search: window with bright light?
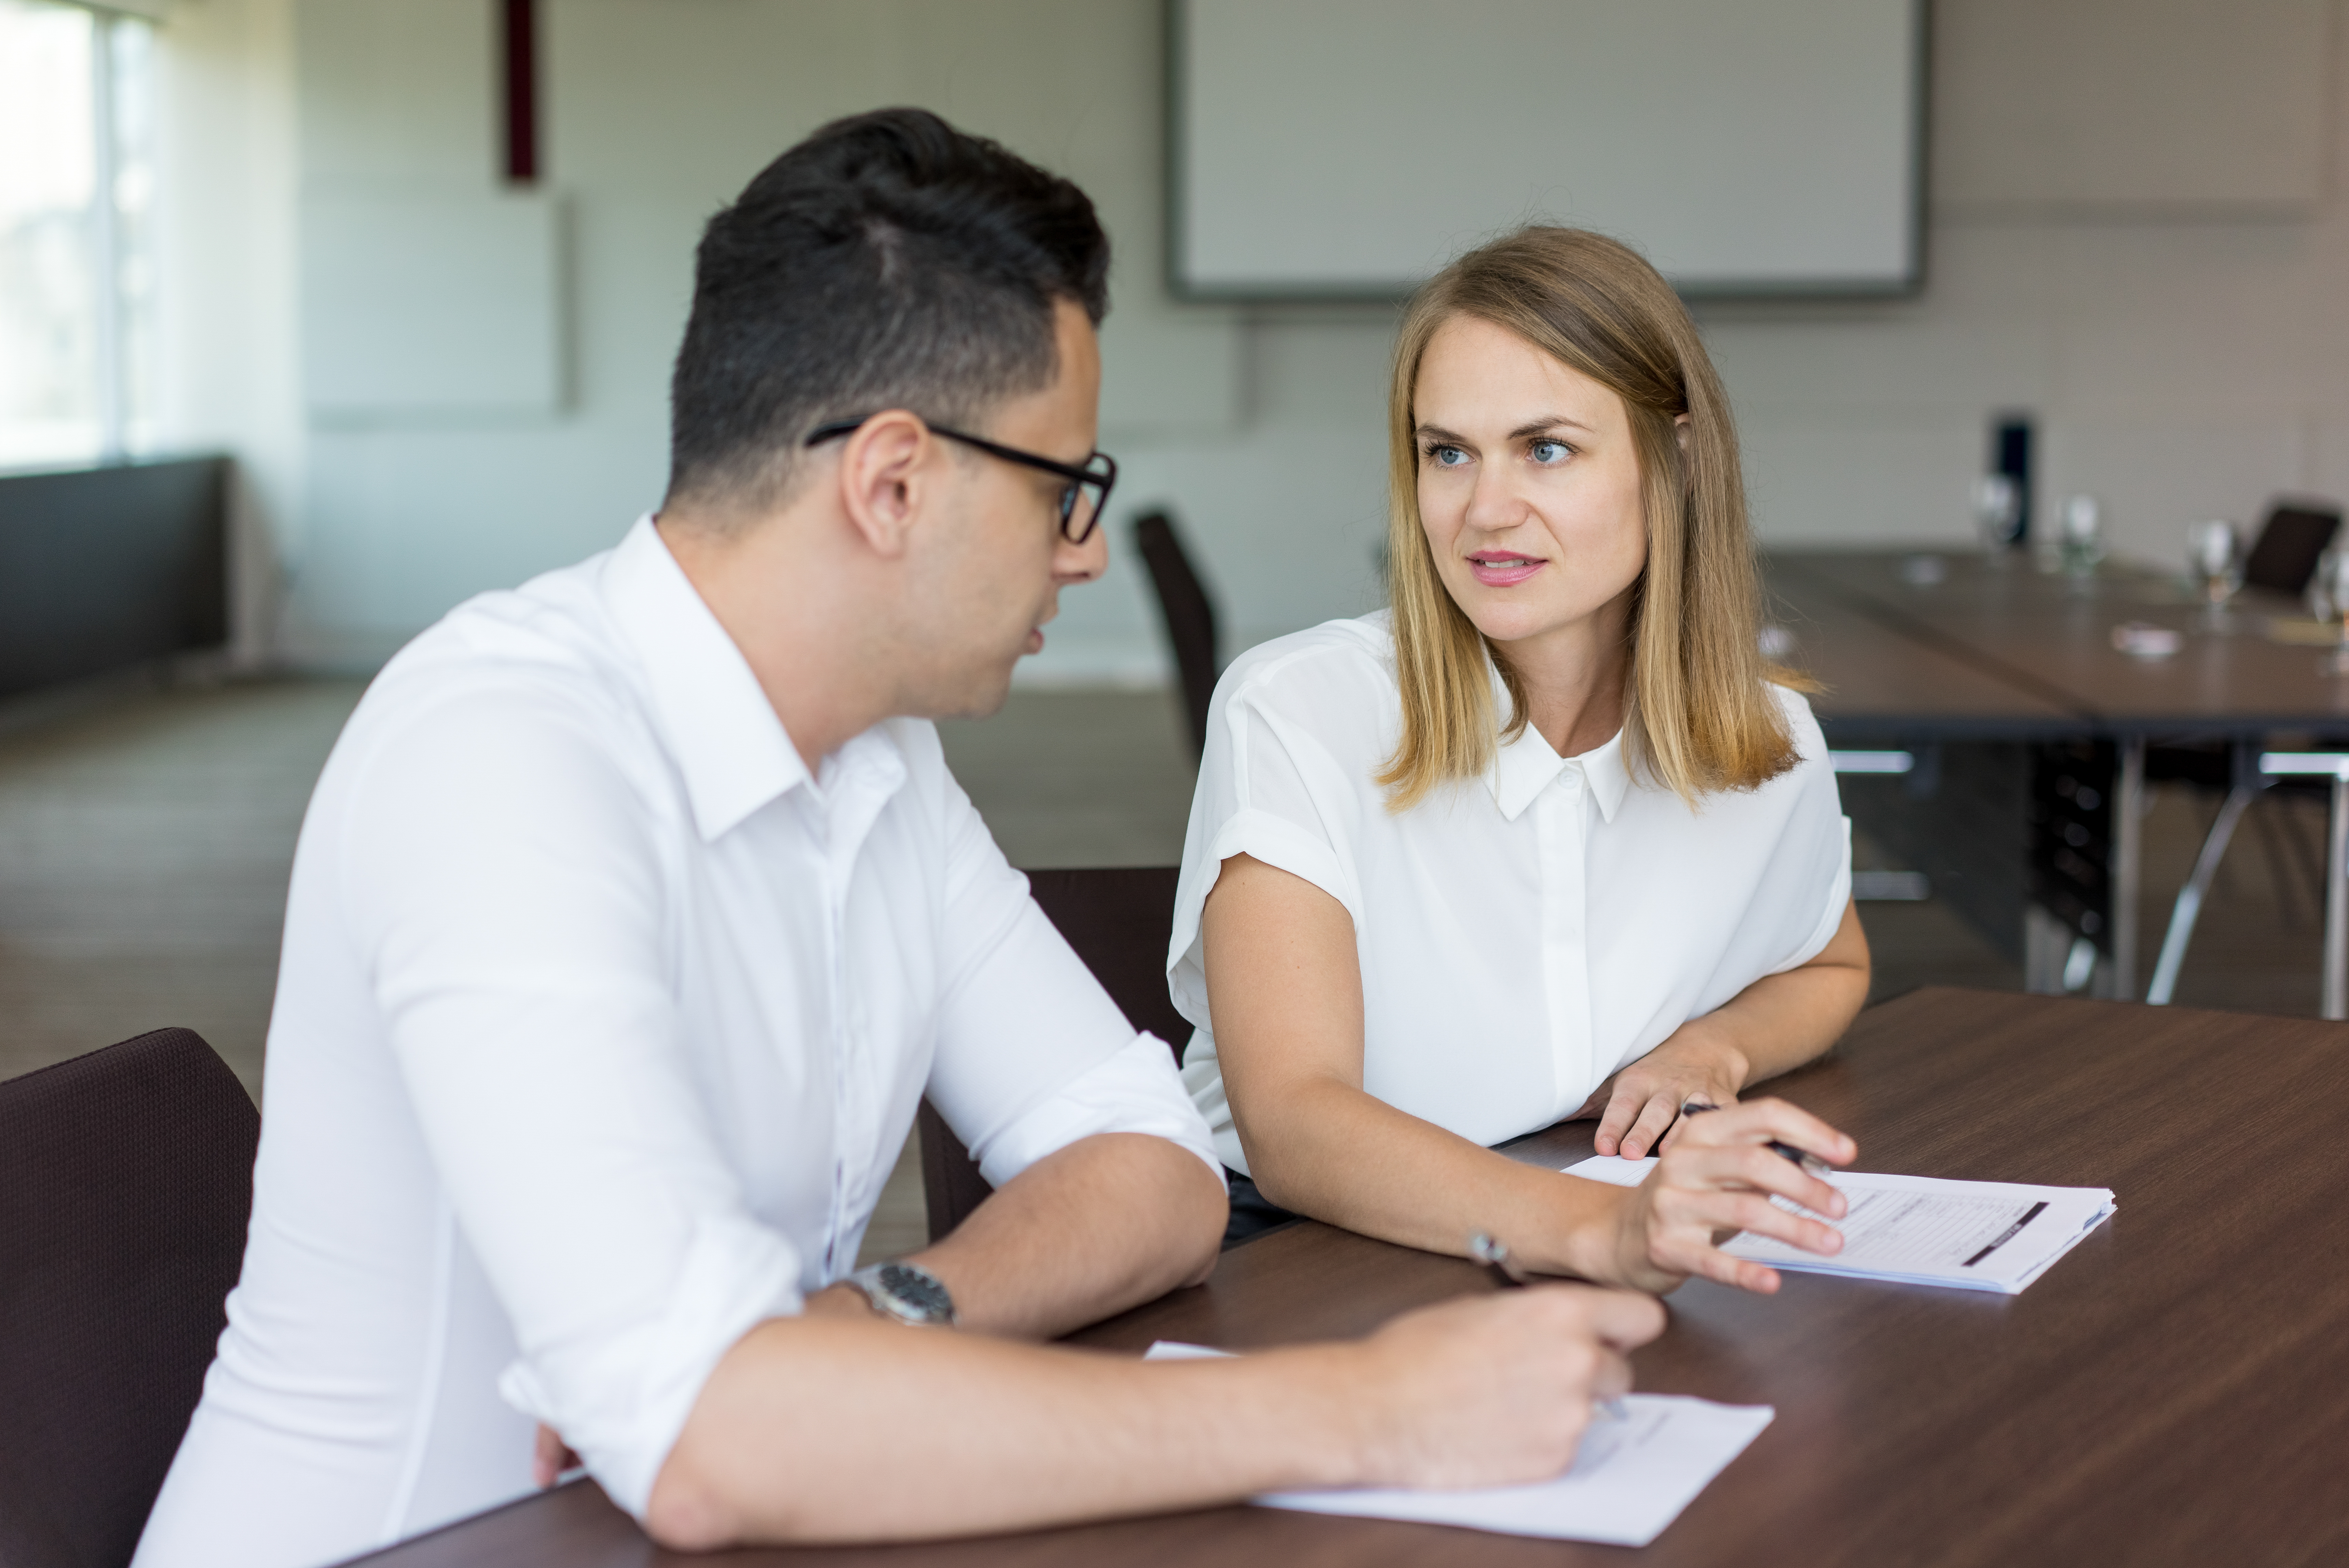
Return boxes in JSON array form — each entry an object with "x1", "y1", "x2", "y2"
[{"x1": 0, "y1": 0, "x2": 158, "y2": 471}]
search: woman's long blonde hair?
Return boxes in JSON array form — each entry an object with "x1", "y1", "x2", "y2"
[{"x1": 1377, "y1": 226, "x2": 1807, "y2": 812}]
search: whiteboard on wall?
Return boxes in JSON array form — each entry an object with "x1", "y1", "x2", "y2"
[{"x1": 1170, "y1": 0, "x2": 1924, "y2": 300}]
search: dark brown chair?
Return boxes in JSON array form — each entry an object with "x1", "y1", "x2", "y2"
[
  {"x1": 2243, "y1": 499, "x2": 2341, "y2": 595},
  {"x1": 919, "y1": 867, "x2": 1186, "y2": 1242},
  {"x1": 0, "y1": 1029, "x2": 259, "y2": 1568},
  {"x1": 1132, "y1": 511, "x2": 1222, "y2": 759}
]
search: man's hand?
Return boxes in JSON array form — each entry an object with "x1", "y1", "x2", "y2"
[
  {"x1": 1603, "y1": 1098, "x2": 1856, "y2": 1295},
  {"x1": 1583, "y1": 1028, "x2": 1749, "y2": 1159},
  {"x1": 1348, "y1": 1286, "x2": 1665, "y2": 1489}
]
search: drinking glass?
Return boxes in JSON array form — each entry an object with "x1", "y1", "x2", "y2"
[
  {"x1": 2186, "y1": 519, "x2": 2243, "y2": 605},
  {"x1": 1973, "y1": 475, "x2": 2020, "y2": 561},
  {"x1": 2059, "y1": 494, "x2": 2104, "y2": 575}
]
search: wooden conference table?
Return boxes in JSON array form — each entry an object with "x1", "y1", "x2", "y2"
[
  {"x1": 1770, "y1": 547, "x2": 2349, "y2": 739},
  {"x1": 1764, "y1": 548, "x2": 2349, "y2": 1001},
  {"x1": 349, "y1": 988, "x2": 2349, "y2": 1568}
]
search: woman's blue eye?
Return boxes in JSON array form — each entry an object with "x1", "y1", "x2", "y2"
[
  {"x1": 1426, "y1": 444, "x2": 1469, "y2": 467},
  {"x1": 1530, "y1": 439, "x2": 1569, "y2": 464}
]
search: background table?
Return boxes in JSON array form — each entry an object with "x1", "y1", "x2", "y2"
[
  {"x1": 1766, "y1": 549, "x2": 2349, "y2": 1001},
  {"x1": 349, "y1": 988, "x2": 2349, "y2": 1568},
  {"x1": 1775, "y1": 550, "x2": 2349, "y2": 736}
]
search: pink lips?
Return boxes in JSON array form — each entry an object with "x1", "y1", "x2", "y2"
[{"x1": 1468, "y1": 553, "x2": 1546, "y2": 587}]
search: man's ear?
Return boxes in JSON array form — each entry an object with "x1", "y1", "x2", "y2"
[{"x1": 835, "y1": 411, "x2": 933, "y2": 559}]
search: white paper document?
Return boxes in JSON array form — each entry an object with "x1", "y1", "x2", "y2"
[
  {"x1": 1561, "y1": 1154, "x2": 2116, "y2": 1294},
  {"x1": 1144, "y1": 1341, "x2": 1770, "y2": 1545}
]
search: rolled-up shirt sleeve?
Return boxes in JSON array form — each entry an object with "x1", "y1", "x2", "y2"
[
  {"x1": 337, "y1": 686, "x2": 800, "y2": 1518},
  {"x1": 920, "y1": 762, "x2": 1219, "y2": 1189}
]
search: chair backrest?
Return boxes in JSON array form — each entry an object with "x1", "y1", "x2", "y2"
[
  {"x1": 0, "y1": 1029, "x2": 258, "y2": 1568},
  {"x1": 1131, "y1": 512, "x2": 1220, "y2": 759},
  {"x1": 919, "y1": 867, "x2": 1186, "y2": 1242},
  {"x1": 2245, "y1": 501, "x2": 2342, "y2": 594}
]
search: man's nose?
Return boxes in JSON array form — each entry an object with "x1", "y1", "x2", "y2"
[{"x1": 1056, "y1": 521, "x2": 1109, "y2": 584}]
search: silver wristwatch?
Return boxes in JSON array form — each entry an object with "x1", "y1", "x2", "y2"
[{"x1": 844, "y1": 1261, "x2": 958, "y2": 1327}]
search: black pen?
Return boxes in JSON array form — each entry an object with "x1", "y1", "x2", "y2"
[
  {"x1": 1678, "y1": 1099, "x2": 1833, "y2": 1178},
  {"x1": 1467, "y1": 1233, "x2": 1624, "y2": 1421}
]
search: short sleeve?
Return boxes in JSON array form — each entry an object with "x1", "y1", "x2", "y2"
[
  {"x1": 1166, "y1": 634, "x2": 1388, "y2": 1034},
  {"x1": 336, "y1": 684, "x2": 802, "y2": 1519}
]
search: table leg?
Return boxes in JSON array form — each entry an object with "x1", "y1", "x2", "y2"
[
  {"x1": 2146, "y1": 785, "x2": 2254, "y2": 1005},
  {"x1": 2327, "y1": 776, "x2": 2348, "y2": 1021},
  {"x1": 2023, "y1": 904, "x2": 2067, "y2": 993},
  {"x1": 2108, "y1": 738, "x2": 2145, "y2": 1000}
]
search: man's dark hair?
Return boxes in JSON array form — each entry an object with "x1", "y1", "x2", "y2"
[{"x1": 664, "y1": 107, "x2": 1110, "y2": 514}]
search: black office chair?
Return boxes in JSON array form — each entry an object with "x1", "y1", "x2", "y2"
[
  {"x1": 2243, "y1": 499, "x2": 2341, "y2": 595},
  {"x1": 1132, "y1": 511, "x2": 1222, "y2": 759},
  {"x1": 918, "y1": 866, "x2": 1186, "y2": 1242},
  {"x1": 0, "y1": 1028, "x2": 259, "y2": 1568}
]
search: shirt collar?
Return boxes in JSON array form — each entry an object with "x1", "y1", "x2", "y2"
[
  {"x1": 1480, "y1": 661, "x2": 1631, "y2": 826},
  {"x1": 599, "y1": 515, "x2": 817, "y2": 842}
]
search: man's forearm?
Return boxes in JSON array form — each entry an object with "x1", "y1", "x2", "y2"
[
  {"x1": 908, "y1": 1132, "x2": 1226, "y2": 1339},
  {"x1": 647, "y1": 1279, "x2": 1666, "y2": 1551},
  {"x1": 648, "y1": 1317, "x2": 1362, "y2": 1548}
]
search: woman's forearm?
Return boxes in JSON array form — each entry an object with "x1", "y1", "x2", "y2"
[
  {"x1": 1686, "y1": 900, "x2": 1871, "y2": 1087},
  {"x1": 1590, "y1": 900, "x2": 1869, "y2": 1157},
  {"x1": 1679, "y1": 965, "x2": 1865, "y2": 1087},
  {"x1": 1238, "y1": 1075, "x2": 1628, "y2": 1280}
]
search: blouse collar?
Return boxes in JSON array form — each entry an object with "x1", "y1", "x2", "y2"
[{"x1": 1481, "y1": 660, "x2": 1631, "y2": 824}]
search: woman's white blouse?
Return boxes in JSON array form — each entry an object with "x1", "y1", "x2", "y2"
[{"x1": 1171, "y1": 611, "x2": 1851, "y2": 1177}]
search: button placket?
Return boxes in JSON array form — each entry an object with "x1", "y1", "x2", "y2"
[
  {"x1": 815, "y1": 755, "x2": 904, "y2": 1279},
  {"x1": 791, "y1": 786, "x2": 855, "y2": 1280},
  {"x1": 1539, "y1": 769, "x2": 1594, "y2": 1121}
]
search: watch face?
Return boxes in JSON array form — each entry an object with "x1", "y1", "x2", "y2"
[{"x1": 877, "y1": 1264, "x2": 954, "y2": 1321}]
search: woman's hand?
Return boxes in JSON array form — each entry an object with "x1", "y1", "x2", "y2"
[
  {"x1": 1582, "y1": 1027, "x2": 1750, "y2": 1159},
  {"x1": 1600, "y1": 1097, "x2": 1856, "y2": 1295}
]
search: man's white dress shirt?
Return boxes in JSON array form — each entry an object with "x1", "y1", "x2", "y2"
[
  {"x1": 1172, "y1": 612, "x2": 1850, "y2": 1177},
  {"x1": 134, "y1": 518, "x2": 1216, "y2": 1568}
]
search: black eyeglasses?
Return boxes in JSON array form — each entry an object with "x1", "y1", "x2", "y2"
[{"x1": 804, "y1": 415, "x2": 1118, "y2": 545}]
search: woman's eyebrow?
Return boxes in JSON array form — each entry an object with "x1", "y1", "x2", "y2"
[
  {"x1": 1417, "y1": 416, "x2": 1598, "y2": 444},
  {"x1": 1510, "y1": 415, "x2": 1596, "y2": 440}
]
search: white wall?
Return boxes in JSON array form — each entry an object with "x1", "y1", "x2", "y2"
[
  {"x1": 1716, "y1": 0, "x2": 2349, "y2": 571},
  {"x1": 151, "y1": 0, "x2": 300, "y2": 668},
  {"x1": 162, "y1": 0, "x2": 2349, "y2": 679}
]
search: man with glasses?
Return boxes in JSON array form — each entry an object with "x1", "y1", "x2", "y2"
[
  {"x1": 135, "y1": 110, "x2": 1659, "y2": 1568},
  {"x1": 802, "y1": 416, "x2": 1117, "y2": 542}
]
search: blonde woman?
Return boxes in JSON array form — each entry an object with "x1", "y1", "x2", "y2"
[{"x1": 1170, "y1": 228, "x2": 1870, "y2": 1293}]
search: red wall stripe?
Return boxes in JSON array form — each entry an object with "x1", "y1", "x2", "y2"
[{"x1": 501, "y1": 0, "x2": 538, "y2": 184}]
